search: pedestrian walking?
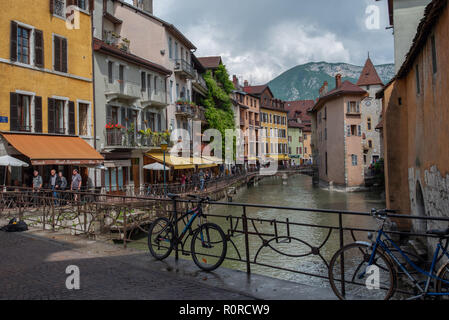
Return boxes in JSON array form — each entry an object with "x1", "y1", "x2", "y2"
[
  {"x1": 58, "y1": 171, "x2": 67, "y2": 205},
  {"x1": 32, "y1": 170, "x2": 42, "y2": 206},
  {"x1": 71, "y1": 169, "x2": 82, "y2": 202},
  {"x1": 192, "y1": 171, "x2": 199, "y2": 193},
  {"x1": 199, "y1": 170, "x2": 205, "y2": 191},
  {"x1": 180, "y1": 173, "x2": 186, "y2": 193},
  {"x1": 49, "y1": 169, "x2": 61, "y2": 205}
]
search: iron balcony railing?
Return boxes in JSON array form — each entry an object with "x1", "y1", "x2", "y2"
[
  {"x1": 104, "y1": 129, "x2": 173, "y2": 149},
  {"x1": 174, "y1": 59, "x2": 194, "y2": 78}
]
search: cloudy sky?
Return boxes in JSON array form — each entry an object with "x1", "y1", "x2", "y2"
[{"x1": 152, "y1": 0, "x2": 394, "y2": 85}]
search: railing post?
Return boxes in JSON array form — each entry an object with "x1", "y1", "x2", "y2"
[
  {"x1": 338, "y1": 212, "x2": 346, "y2": 296},
  {"x1": 123, "y1": 206, "x2": 127, "y2": 249},
  {"x1": 242, "y1": 206, "x2": 251, "y2": 274},
  {"x1": 174, "y1": 198, "x2": 179, "y2": 261}
]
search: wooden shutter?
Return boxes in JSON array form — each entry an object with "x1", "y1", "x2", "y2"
[
  {"x1": 347, "y1": 102, "x2": 350, "y2": 114},
  {"x1": 68, "y1": 101, "x2": 75, "y2": 135},
  {"x1": 54, "y1": 36, "x2": 61, "y2": 71},
  {"x1": 50, "y1": 0, "x2": 54, "y2": 14},
  {"x1": 89, "y1": 0, "x2": 94, "y2": 13},
  {"x1": 10, "y1": 21, "x2": 18, "y2": 62},
  {"x1": 62, "y1": 38, "x2": 68, "y2": 73},
  {"x1": 34, "y1": 29, "x2": 44, "y2": 68},
  {"x1": 34, "y1": 96, "x2": 43, "y2": 133},
  {"x1": 346, "y1": 125, "x2": 351, "y2": 137},
  {"x1": 356, "y1": 102, "x2": 360, "y2": 113},
  {"x1": 10, "y1": 93, "x2": 18, "y2": 131},
  {"x1": 48, "y1": 98, "x2": 55, "y2": 133}
]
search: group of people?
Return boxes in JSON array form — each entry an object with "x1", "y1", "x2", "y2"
[
  {"x1": 32, "y1": 169, "x2": 83, "y2": 204},
  {"x1": 179, "y1": 169, "x2": 215, "y2": 193}
]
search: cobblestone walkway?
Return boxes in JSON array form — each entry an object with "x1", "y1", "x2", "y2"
[{"x1": 0, "y1": 231, "x2": 253, "y2": 300}]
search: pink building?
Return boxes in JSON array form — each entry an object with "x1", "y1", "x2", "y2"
[{"x1": 310, "y1": 75, "x2": 368, "y2": 188}]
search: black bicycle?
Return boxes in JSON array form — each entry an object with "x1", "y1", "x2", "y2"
[{"x1": 148, "y1": 193, "x2": 227, "y2": 272}]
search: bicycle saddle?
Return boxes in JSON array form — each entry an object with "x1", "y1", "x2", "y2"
[{"x1": 426, "y1": 228, "x2": 449, "y2": 237}]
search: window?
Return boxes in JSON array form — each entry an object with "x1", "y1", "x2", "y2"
[
  {"x1": 431, "y1": 35, "x2": 437, "y2": 74},
  {"x1": 55, "y1": 100, "x2": 65, "y2": 134},
  {"x1": 17, "y1": 95, "x2": 31, "y2": 131},
  {"x1": 170, "y1": 80, "x2": 173, "y2": 103},
  {"x1": 53, "y1": 0, "x2": 66, "y2": 18},
  {"x1": 168, "y1": 37, "x2": 173, "y2": 59},
  {"x1": 78, "y1": 103, "x2": 89, "y2": 136},
  {"x1": 364, "y1": 155, "x2": 367, "y2": 165},
  {"x1": 358, "y1": 125, "x2": 362, "y2": 136},
  {"x1": 54, "y1": 35, "x2": 68, "y2": 73},
  {"x1": 416, "y1": 64, "x2": 420, "y2": 94},
  {"x1": 367, "y1": 117, "x2": 372, "y2": 130},
  {"x1": 347, "y1": 101, "x2": 360, "y2": 114},
  {"x1": 17, "y1": 26, "x2": 30, "y2": 64},
  {"x1": 141, "y1": 72, "x2": 146, "y2": 92},
  {"x1": 368, "y1": 140, "x2": 373, "y2": 148},
  {"x1": 351, "y1": 155, "x2": 358, "y2": 166},
  {"x1": 324, "y1": 128, "x2": 327, "y2": 140},
  {"x1": 75, "y1": 0, "x2": 88, "y2": 10},
  {"x1": 108, "y1": 61, "x2": 113, "y2": 83},
  {"x1": 174, "y1": 42, "x2": 179, "y2": 60}
]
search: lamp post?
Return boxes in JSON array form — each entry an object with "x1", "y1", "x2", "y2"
[{"x1": 161, "y1": 139, "x2": 168, "y2": 197}]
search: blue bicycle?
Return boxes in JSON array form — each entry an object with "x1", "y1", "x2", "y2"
[
  {"x1": 328, "y1": 209, "x2": 449, "y2": 300},
  {"x1": 147, "y1": 194, "x2": 227, "y2": 271}
]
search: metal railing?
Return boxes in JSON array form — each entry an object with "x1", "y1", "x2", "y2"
[
  {"x1": 104, "y1": 129, "x2": 173, "y2": 149},
  {"x1": 1, "y1": 185, "x2": 448, "y2": 298},
  {"x1": 174, "y1": 59, "x2": 194, "y2": 78}
]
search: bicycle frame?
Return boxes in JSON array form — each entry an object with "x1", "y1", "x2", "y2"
[
  {"x1": 368, "y1": 228, "x2": 449, "y2": 297},
  {"x1": 171, "y1": 204, "x2": 203, "y2": 243}
]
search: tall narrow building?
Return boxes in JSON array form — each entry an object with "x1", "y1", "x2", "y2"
[{"x1": 356, "y1": 57, "x2": 384, "y2": 172}]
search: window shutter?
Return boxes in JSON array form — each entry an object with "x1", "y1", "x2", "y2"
[
  {"x1": 346, "y1": 125, "x2": 351, "y2": 137},
  {"x1": 34, "y1": 29, "x2": 44, "y2": 68},
  {"x1": 62, "y1": 38, "x2": 68, "y2": 73},
  {"x1": 68, "y1": 101, "x2": 75, "y2": 135},
  {"x1": 356, "y1": 102, "x2": 360, "y2": 113},
  {"x1": 10, "y1": 21, "x2": 18, "y2": 62},
  {"x1": 106, "y1": 105, "x2": 112, "y2": 124},
  {"x1": 347, "y1": 102, "x2": 350, "y2": 113},
  {"x1": 358, "y1": 125, "x2": 362, "y2": 136},
  {"x1": 157, "y1": 114, "x2": 162, "y2": 131},
  {"x1": 35, "y1": 96, "x2": 43, "y2": 133},
  {"x1": 48, "y1": 98, "x2": 55, "y2": 133},
  {"x1": 10, "y1": 93, "x2": 18, "y2": 131},
  {"x1": 54, "y1": 36, "x2": 61, "y2": 71},
  {"x1": 50, "y1": 0, "x2": 54, "y2": 14}
]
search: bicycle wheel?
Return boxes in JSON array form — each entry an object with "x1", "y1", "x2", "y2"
[
  {"x1": 435, "y1": 261, "x2": 449, "y2": 299},
  {"x1": 148, "y1": 217, "x2": 174, "y2": 260},
  {"x1": 328, "y1": 243, "x2": 397, "y2": 300},
  {"x1": 191, "y1": 223, "x2": 227, "y2": 272}
]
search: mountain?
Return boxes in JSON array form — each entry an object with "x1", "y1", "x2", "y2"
[{"x1": 268, "y1": 62, "x2": 395, "y2": 101}]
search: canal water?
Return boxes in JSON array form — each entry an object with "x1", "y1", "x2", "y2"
[{"x1": 130, "y1": 174, "x2": 386, "y2": 289}]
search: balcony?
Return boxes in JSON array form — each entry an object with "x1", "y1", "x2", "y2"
[
  {"x1": 104, "y1": 129, "x2": 173, "y2": 149},
  {"x1": 255, "y1": 120, "x2": 260, "y2": 127},
  {"x1": 240, "y1": 118, "x2": 245, "y2": 126},
  {"x1": 174, "y1": 59, "x2": 194, "y2": 79},
  {"x1": 141, "y1": 89, "x2": 168, "y2": 108},
  {"x1": 192, "y1": 70, "x2": 208, "y2": 95},
  {"x1": 192, "y1": 106, "x2": 207, "y2": 123},
  {"x1": 104, "y1": 78, "x2": 141, "y2": 102},
  {"x1": 175, "y1": 104, "x2": 194, "y2": 118}
]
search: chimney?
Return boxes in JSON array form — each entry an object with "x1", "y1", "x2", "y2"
[
  {"x1": 133, "y1": 0, "x2": 153, "y2": 14},
  {"x1": 244, "y1": 80, "x2": 249, "y2": 87},
  {"x1": 335, "y1": 74, "x2": 342, "y2": 89},
  {"x1": 233, "y1": 75, "x2": 239, "y2": 88}
]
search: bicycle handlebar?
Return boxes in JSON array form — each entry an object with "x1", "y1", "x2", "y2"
[{"x1": 370, "y1": 208, "x2": 397, "y2": 219}]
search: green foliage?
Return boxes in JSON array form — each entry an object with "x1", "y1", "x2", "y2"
[{"x1": 201, "y1": 65, "x2": 236, "y2": 154}]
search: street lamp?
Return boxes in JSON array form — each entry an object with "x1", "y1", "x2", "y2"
[{"x1": 161, "y1": 139, "x2": 168, "y2": 197}]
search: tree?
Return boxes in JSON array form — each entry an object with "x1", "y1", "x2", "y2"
[{"x1": 202, "y1": 64, "x2": 236, "y2": 156}]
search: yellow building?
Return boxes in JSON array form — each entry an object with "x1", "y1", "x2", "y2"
[
  {"x1": 243, "y1": 85, "x2": 288, "y2": 163},
  {"x1": 0, "y1": 0, "x2": 102, "y2": 187}
]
